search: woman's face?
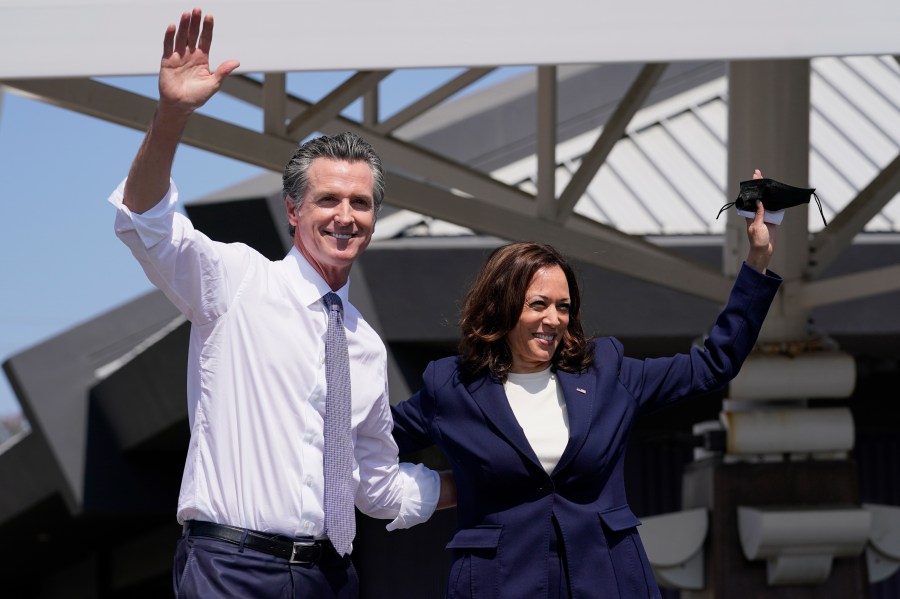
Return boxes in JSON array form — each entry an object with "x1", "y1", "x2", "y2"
[{"x1": 506, "y1": 265, "x2": 571, "y2": 373}]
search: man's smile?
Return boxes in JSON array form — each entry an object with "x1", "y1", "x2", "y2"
[{"x1": 325, "y1": 231, "x2": 357, "y2": 240}]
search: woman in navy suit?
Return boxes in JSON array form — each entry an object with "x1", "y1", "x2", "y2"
[{"x1": 392, "y1": 173, "x2": 781, "y2": 599}]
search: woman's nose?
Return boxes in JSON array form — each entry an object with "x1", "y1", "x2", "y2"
[{"x1": 544, "y1": 308, "x2": 560, "y2": 325}]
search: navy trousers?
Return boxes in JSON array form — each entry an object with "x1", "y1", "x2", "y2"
[{"x1": 173, "y1": 534, "x2": 359, "y2": 599}]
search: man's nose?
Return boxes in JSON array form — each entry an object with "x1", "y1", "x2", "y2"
[{"x1": 334, "y1": 200, "x2": 353, "y2": 224}]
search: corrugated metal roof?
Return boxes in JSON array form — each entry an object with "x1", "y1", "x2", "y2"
[
  {"x1": 506, "y1": 56, "x2": 900, "y2": 235},
  {"x1": 381, "y1": 56, "x2": 900, "y2": 239}
]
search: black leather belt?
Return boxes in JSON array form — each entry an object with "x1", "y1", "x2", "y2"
[{"x1": 185, "y1": 520, "x2": 341, "y2": 564}]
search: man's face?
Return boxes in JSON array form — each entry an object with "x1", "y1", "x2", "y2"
[{"x1": 287, "y1": 158, "x2": 376, "y2": 289}]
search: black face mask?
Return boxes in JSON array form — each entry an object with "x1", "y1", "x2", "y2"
[{"x1": 716, "y1": 178, "x2": 828, "y2": 226}]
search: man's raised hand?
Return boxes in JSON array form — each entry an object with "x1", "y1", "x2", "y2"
[{"x1": 159, "y1": 8, "x2": 240, "y2": 118}]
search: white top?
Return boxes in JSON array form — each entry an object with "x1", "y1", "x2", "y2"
[
  {"x1": 109, "y1": 179, "x2": 438, "y2": 542},
  {"x1": 504, "y1": 368, "x2": 570, "y2": 474}
]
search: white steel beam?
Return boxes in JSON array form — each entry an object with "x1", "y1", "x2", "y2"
[
  {"x1": 218, "y1": 75, "x2": 536, "y2": 215},
  {"x1": 1, "y1": 76, "x2": 714, "y2": 297},
  {"x1": 263, "y1": 73, "x2": 286, "y2": 136},
  {"x1": 285, "y1": 70, "x2": 390, "y2": 140},
  {"x1": 556, "y1": 63, "x2": 667, "y2": 222},
  {"x1": 796, "y1": 264, "x2": 900, "y2": 309},
  {"x1": 808, "y1": 153, "x2": 900, "y2": 279},
  {"x1": 386, "y1": 173, "x2": 733, "y2": 302},
  {"x1": 363, "y1": 89, "x2": 378, "y2": 128},
  {"x1": 536, "y1": 66, "x2": 557, "y2": 220},
  {"x1": 2, "y1": 1, "x2": 899, "y2": 79},
  {"x1": 374, "y1": 68, "x2": 495, "y2": 135},
  {"x1": 0, "y1": 77, "x2": 295, "y2": 169}
]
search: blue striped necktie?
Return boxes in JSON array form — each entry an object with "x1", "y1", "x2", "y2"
[{"x1": 322, "y1": 292, "x2": 354, "y2": 555}]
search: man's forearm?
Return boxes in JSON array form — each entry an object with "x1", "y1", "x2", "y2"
[{"x1": 122, "y1": 107, "x2": 190, "y2": 214}]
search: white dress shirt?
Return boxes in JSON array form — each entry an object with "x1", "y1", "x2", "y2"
[{"x1": 109, "y1": 179, "x2": 439, "y2": 542}]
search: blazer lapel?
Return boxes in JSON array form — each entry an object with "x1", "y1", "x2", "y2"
[
  {"x1": 466, "y1": 376, "x2": 541, "y2": 468},
  {"x1": 552, "y1": 370, "x2": 594, "y2": 475}
]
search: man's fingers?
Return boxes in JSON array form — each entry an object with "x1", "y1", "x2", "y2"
[
  {"x1": 162, "y1": 23, "x2": 176, "y2": 58},
  {"x1": 214, "y1": 60, "x2": 241, "y2": 82},
  {"x1": 186, "y1": 8, "x2": 202, "y2": 49},
  {"x1": 198, "y1": 13, "x2": 215, "y2": 54},
  {"x1": 753, "y1": 168, "x2": 763, "y2": 180},
  {"x1": 173, "y1": 11, "x2": 190, "y2": 51}
]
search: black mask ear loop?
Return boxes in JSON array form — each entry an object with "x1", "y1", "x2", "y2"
[
  {"x1": 715, "y1": 201, "x2": 736, "y2": 220},
  {"x1": 812, "y1": 192, "x2": 828, "y2": 227}
]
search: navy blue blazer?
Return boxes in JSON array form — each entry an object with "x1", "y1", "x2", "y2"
[{"x1": 392, "y1": 264, "x2": 781, "y2": 599}]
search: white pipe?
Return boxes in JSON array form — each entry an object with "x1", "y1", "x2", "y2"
[
  {"x1": 729, "y1": 352, "x2": 856, "y2": 401},
  {"x1": 722, "y1": 407, "x2": 855, "y2": 455}
]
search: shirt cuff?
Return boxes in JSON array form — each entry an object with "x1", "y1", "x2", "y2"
[
  {"x1": 109, "y1": 177, "x2": 180, "y2": 248},
  {"x1": 384, "y1": 462, "x2": 440, "y2": 531}
]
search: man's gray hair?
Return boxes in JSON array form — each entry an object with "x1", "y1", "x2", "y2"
[{"x1": 283, "y1": 132, "x2": 385, "y2": 236}]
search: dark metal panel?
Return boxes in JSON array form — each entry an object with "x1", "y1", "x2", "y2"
[
  {"x1": 1, "y1": 289, "x2": 183, "y2": 511},
  {"x1": 0, "y1": 432, "x2": 60, "y2": 523},
  {"x1": 90, "y1": 322, "x2": 190, "y2": 454}
]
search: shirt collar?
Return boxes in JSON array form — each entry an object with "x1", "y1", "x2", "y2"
[{"x1": 284, "y1": 246, "x2": 351, "y2": 308}]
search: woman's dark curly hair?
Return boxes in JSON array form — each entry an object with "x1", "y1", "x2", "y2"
[{"x1": 458, "y1": 242, "x2": 593, "y2": 382}]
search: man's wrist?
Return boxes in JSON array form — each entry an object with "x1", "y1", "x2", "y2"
[{"x1": 154, "y1": 100, "x2": 195, "y2": 129}]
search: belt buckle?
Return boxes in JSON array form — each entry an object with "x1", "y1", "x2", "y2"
[{"x1": 289, "y1": 540, "x2": 321, "y2": 564}]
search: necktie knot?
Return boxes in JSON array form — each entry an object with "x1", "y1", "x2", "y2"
[{"x1": 323, "y1": 292, "x2": 343, "y2": 314}]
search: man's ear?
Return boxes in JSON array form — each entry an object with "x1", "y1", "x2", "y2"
[{"x1": 285, "y1": 196, "x2": 297, "y2": 225}]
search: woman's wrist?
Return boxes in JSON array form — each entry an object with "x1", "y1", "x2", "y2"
[{"x1": 744, "y1": 251, "x2": 770, "y2": 274}]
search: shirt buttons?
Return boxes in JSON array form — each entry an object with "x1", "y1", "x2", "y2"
[{"x1": 304, "y1": 475, "x2": 314, "y2": 487}]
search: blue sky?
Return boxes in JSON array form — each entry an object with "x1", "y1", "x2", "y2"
[{"x1": 0, "y1": 68, "x2": 523, "y2": 417}]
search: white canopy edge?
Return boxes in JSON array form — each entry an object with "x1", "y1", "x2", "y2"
[{"x1": 2, "y1": 0, "x2": 900, "y2": 79}]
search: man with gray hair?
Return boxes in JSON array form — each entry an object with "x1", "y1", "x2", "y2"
[{"x1": 109, "y1": 8, "x2": 450, "y2": 598}]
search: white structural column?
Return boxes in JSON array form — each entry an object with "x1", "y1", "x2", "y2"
[
  {"x1": 726, "y1": 59, "x2": 811, "y2": 342},
  {"x1": 686, "y1": 60, "x2": 871, "y2": 596}
]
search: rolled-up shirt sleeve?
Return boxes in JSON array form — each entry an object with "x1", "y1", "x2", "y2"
[
  {"x1": 109, "y1": 177, "x2": 181, "y2": 248},
  {"x1": 354, "y1": 377, "x2": 440, "y2": 531},
  {"x1": 109, "y1": 178, "x2": 245, "y2": 326},
  {"x1": 385, "y1": 462, "x2": 440, "y2": 531}
]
